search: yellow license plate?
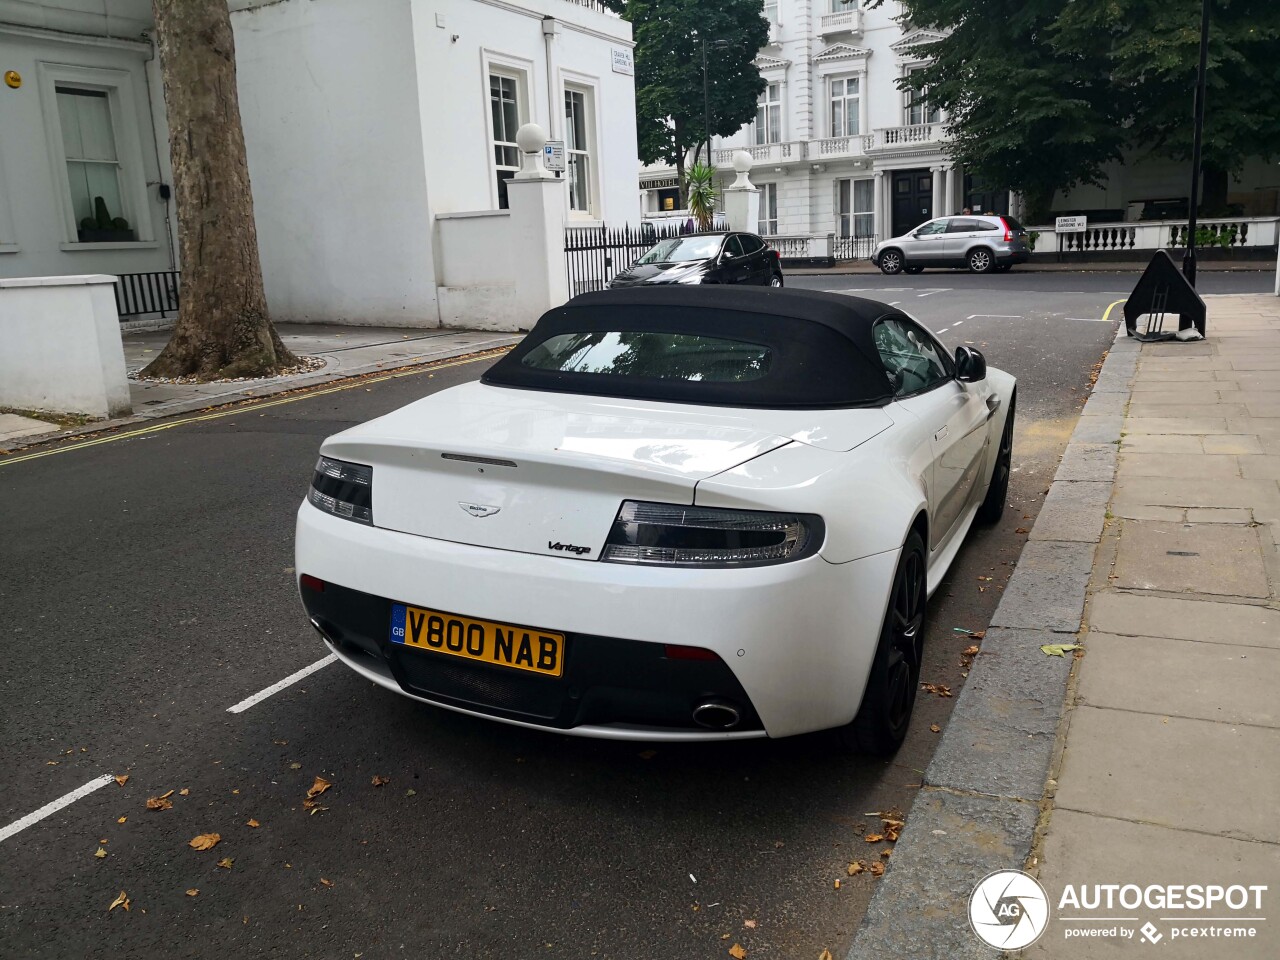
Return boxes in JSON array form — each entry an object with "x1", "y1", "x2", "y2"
[{"x1": 390, "y1": 604, "x2": 564, "y2": 677}]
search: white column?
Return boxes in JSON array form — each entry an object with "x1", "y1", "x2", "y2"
[
  {"x1": 930, "y1": 166, "x2": 945, "y2": 219},
  {"x1": 873, "y1": 170, "x2": 887, "y2": 240},
  {"x1": 505, "y1": 124, "x2": 568, "y2": 325},
  {"x1": 723, "y1": 151, "x2": 761, "y2": 233}
]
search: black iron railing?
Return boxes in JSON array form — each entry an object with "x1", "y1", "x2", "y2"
[
  {"x1": 833, "y1": 235, "x2": 878, "y2": 261},
  {"x1": 565, "y1": 221, "x2": 714, "y2": 295},
  {"x1": 114, "y1": 270, "x2": 180, "y2": 320}
]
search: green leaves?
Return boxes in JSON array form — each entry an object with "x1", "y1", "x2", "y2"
[{"x1": 685, "y1": 163, "x2": 719, "y2": 229}]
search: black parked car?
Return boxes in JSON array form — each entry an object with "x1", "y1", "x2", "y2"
[{"x1": 608, "y1": 232, "x2": 784, "y2": 288}]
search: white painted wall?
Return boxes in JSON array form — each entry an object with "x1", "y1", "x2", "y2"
[
  {"x1": 231, "y1": 0, "x2": 437, "y2": 326},
  {"x1": 0, "y1": 274, "x2": 130, "y2": 418},
  {"x1": 0, "y1": 22, "x2": 173, "y2": 279}
]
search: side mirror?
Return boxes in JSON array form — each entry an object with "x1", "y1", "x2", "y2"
[{"x1": 955, "y1": 346, "x2": 987, "y2": 382}]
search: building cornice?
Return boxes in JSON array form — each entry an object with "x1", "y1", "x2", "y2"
[
  {"x1": 753, "y1": 54, "x2": 790, "y2": 71},
  {"x1": 814, "y1": 42, "x2": 871, "y2": 64},
  {"x1": 0, "y1": 21, "x2": 151, "y2": 52},
  {"x1": 889, "y1": 29, "x2": 947, "y2": 56}
]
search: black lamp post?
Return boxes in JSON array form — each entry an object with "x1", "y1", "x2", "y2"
[
  {"x1": 701, "y1": 38, "x2": 730, "y2": 168},
  {"x1": 1183, "y1": 0, "x2": 1211, "y2": 286}
]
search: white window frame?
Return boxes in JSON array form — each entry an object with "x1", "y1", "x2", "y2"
[
  {"x1": 480, "y1": 51, "x2": 534, "y2": 211},
  {"x1": 36, "y1": 61, "x2": 154, "y2": 248},
  {"x1": 836, "y1": 177, "x2": 875, "y2": 238},
  {"x1": 754, "y1": 82, "x2": 782, "y2": 145},
  {"x1": 829, "y1": 75, "x2": 860, "y2": 138},
  {"x1": 904, "y1": 66, "x2": 941, "y2": 126},
  {"x1": 758, "y1": 182, "x2": 779, "y2": 235},
  {"x1": 560, "y1": 72, "x2": 601, "y2": 220},
  {"x1": 763, "y1": 1, "x2": 779, "y2": 24}
]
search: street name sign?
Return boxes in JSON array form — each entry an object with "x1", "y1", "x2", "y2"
[{"x1": 1055, "y1": 216, "x2": 1088, "y2": 233}]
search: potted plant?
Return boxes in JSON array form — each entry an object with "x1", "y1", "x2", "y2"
[
  {"x1": 77, "y1": 195, "x2": 135, "y2": 243},
  {"x1": 684, "y1": 163, "x2": 718, "y2": 231}
]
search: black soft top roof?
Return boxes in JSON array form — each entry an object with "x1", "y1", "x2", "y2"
[{"x1": 482, "y1": 286, "x2": 899, "y2": 409}]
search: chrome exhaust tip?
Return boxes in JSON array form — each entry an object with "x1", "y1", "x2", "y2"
[{"x1": 692, "y1": 701, "x2": 741, "y2": 730}]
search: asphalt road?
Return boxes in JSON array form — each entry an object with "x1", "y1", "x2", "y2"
[{"x1": 0, "y1": 274, "x2": 1253, "y2": 958}]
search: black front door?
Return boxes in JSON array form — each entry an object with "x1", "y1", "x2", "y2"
[
  {"x1": 964, "y1": 176, "x2": 1009, "y2": 217},
  {"x1": 891, "y1": 169, "x2": 933, "y2": 238}
]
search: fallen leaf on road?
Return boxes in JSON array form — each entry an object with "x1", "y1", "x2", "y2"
[
  {"x1": 94, "y1": 847, "x2": 107, "y2": 859},
  {"x1": 288, "y1": 762, "x2": 302, "y2": 770},
  {"x1": 721, "y1": 933, "x2": 731, "y2": 940},
  {"x1": 146, "y1": 796, "x2": 173, "y2": 811},
  {"x1": 869, "y1": 862, "x2": 885, "y2": 877},
  {"x1": 179, "y1": 788, "x2": 189, "y2": 796},
  {"x1": 744, "y1": 919, "x2": 757, "y2": 929},
  {"x1": 320, "y1": 878, "x2": 334, "y2": 888},
  {"x1": 109, "y1": 891, "x2": 130, "y2": 912},
  {"x1": 405, "y1": 788, "x2": 417, "y2": 798},
  {"x1": 189, "y1": 833, "x2": 221, "y2": 851},
  {"x1": 217, "y1": 857, "x2": 234, "y2": 869},
  {"x1": 157, "y1": 789, "x2": 174, "y2": 800},
  {"x1": 371, "y1": 775, "x2": 389, "y2": 787},
  {"x1": 920, "y1": 682, "x2": 953, "y2": 698},
  {"x1": 820, "y1": 951, "x2": 833, "y2": 960},
  {"x1": 729, "y1": 944, "x2": 747, "y2": 959},
  {"x1": 864, "y1": 834, "x2": 883, "y2": 843},
  {"x1": 833, "y1": 879, "x2": 840, "y2": 889},
  {"x1": 306, "y1": 777, "x2": 332, "y2": 799},
  {"x1": 247, "y1": 819, "x2": 260, "y2": 828},
  {"x1": 117, "y1": 817, "x2": 127, "y2": 824},
  {"x1": 114, "y1": 775, "x2": 129, "y2": 787},
  {"x1": 1015, "y1": 527, "x2": 1029, "y2": 534},
  {"x1": 880, "y1": 849, "x2": 892, "y2": 859},
  {"x1": 186, "y1": 889, "x2": 199, "y2": 897},
  {"x1": 963, "y1": 645, "x2": 980, "y2": 656},
  {"x1": 847, "y1": 862, "x2": 863, "y2": 875},
  {"x1": 929, "y1": 724, "x2": 941, "y2": 733},
  {"x1": 1040, "y1": 643, "x2": 1083, "y2": 658}
]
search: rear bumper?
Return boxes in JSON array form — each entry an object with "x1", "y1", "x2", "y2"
[
  {"x1": 295, "y1": 502, "x2": 898, "y2": 739},
  {"x1": 999, "y1": 248, "x2": 1031, "y2": 264}
]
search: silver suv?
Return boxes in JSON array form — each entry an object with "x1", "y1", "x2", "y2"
[{"x1": 871, "y1": 215, "x2": 1031, "y2": 275}]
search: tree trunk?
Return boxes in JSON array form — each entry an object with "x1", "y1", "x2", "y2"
[
  {"x1": 1199, "y1": 163, "x2": 1230, "y2": 217},
  {"x1": 141, "y1": 0, "x2": 296, "y2": 380}
]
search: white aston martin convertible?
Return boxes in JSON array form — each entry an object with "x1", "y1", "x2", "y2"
[{"x1": 295, "y1": 287, "x2": 1016, "y2": 754}]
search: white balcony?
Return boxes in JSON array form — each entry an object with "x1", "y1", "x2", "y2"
[
  {"x1": 818, "y1": 8, "x2": 862, "y2": 36},
  {"x1": 712, "y1": 141, "x2": 804, "y2": 167},
  {"x1": 808, "y1": 135, "x2": 867, "y2": 161},
  {"x1": 865, "y1": 123, "x2": 946, "y2": 153}
]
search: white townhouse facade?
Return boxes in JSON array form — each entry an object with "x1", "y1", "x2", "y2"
[
  {"x1": 0, "y1": 0, "x2": 640, "y2": 325},
  {"x1": 640, "y1": 1, "x2": 1008, "y2": 246}
]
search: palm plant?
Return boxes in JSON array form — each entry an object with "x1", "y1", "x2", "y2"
[{"x1": 685, "y1": 163, "x2": 718, "y2": 231}]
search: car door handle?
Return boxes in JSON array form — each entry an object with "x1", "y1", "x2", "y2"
[{"x1": 934, "y1": 425, "x2": 949, "y2": 442}]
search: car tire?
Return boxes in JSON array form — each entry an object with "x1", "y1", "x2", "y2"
[
  {"x1": 842, "y1": 528, "x2": 927, "y2": 757},
  {"x1": 878, "y1": 249, "x2": 904, "y2": 275},
  {"x1": 978, "y1": 391, "x2": 1016, "y2": 525},
  {"x1": 904, "y1": 265, "x2": 924, "y2": 275},
  {"x1": 967, "y1": 248, "x2": 995, "y2": 273},
  {"x1": 770, "y1": 273, "x2": 784, "y2": 287}
]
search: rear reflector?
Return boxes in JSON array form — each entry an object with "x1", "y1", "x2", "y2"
[
  {"x1": 300, "y1": 574, "x2": 325, "y2": 593},
  {"x1": 664, "y1": 644, "x2": 720, "y2": 661}
]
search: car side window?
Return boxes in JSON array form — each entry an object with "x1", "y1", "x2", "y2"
[
  {"x1": 915, "y1": 220, "x2": 948, "y2": 237},
  {"x1": 873, "y1": 317, "x2": 953, "y2": 397},
  {"x1": 740, "y1": 234, "x2": 765, "y2": 254},
  {"x1": 725, "y1": 235, "x2": 747, "y2": 258},
  {"x1": 946, "y1": 218, "x2": 980, "y2": 233}
]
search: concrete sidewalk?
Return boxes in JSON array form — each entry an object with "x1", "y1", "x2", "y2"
[
  {"x1": 0, "y1": 322, "x2": 519, "y2": 448},
  {"x1": 1027, "y1": 296, "x2": 1280, "y2": 958}
]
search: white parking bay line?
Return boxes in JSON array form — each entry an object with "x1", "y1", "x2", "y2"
[
  {"x1": 916, "y1": 289, "x2": 950, "y2": 297},
  {"x1": 0, "y1": 774, "x2": 115, "y2": 844},
  {"x1": 226, "y1": 654, "x2": 337, "y2": 714},
  {"x1": 966, "y1": 314, "x2": 1021, "y2": 320}
]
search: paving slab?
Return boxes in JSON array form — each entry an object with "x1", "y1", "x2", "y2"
[
  {"x1": 1080, "y1": 392, "x2": 1129, "y2": 417},
  {"x1": 1111, "y1": 519, "x2": 1270, "y2": 598},
  {"x1": 1202, "y1": 434, "x2": 1266, "y2": 455},
  {"x1": 988, "y1": 540, "x2": 1096, "y2": 632},
  {"x1": 1078, "y1": 633, "x2": 1280, "y2": 727},
  {"x1": 1184, "y1": 506, "x2": 1253, "y2": 523},
  {"x1": 1128, "y1": 402, "x2": 1249, "y2": 420},
  {"x1": 1116, "y1": 452, "x2": 1239, "y2": 478},
  {"x1": 924, "y1": 628, "x2": 1073, "y2": 799},
  {"x1": 1053, "y1": 707, "x2": 1280, "y2": 843},
  {"x1": 0, "y1": 413, "x2": 59, "y2": 443},
  {"x1": 1116, "y1": 433, "x2": 1204, "y2": 454},
  {"x1": 1109, "y1": 504, "x2": 1185, "y2": 522},
  {"x1": 1088, "y1": 591, "x2": 1278, "y2": 648},
  {"x1": 1240, "y1": 456, "x2": 1280, "y2": 479},
  {"x1": 1126, "y1": 387, "x2": 1229, "y2": 404},
  {"x1": 848, "y1": 789, "x2": 1040, "y2": 960},
  {"x1": 1027, "y1": 481, "x2": 1111, "y2": 543},
  {"x1": 1112, "y1": 477, "x2": 1280, "y2": 515},
  {"x1": 1027, "y1": 810, "x2": 1280, "y2": 960},
  {"x1": 1122, "y1": 417, "x2": 1231, "y2": 435},
  {"x1": 1138, "y1": 369, "x2": 1217, "y2": 382}
]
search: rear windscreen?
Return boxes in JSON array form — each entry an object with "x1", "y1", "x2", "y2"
[
  {"x1": 1003, "y1": 216, "x2": 1025, "y2": 232},
  {"x1": 521, "y1": 331, "x2": 772, "y2": 383}
]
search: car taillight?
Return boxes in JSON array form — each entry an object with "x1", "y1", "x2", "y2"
[
  {"x1": 999, "y1": 217, "x2": 1013, "y2": 242},
  {"x1": 601, "y1": 500, "x2": 823, "y2": 567},
  {"x1": 771, "y1": 250, "x2": 780, "y2": 262},
  {"x1": 308, "y1": 455, "x2": 373, "y2": 524}
]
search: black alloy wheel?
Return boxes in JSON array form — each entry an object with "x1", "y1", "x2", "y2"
[
  {"x1": 978, "y1": 391, "x2": 1016, "y2": 524},
  {"x1": 770, "y1": 273, "x2": 784, "y2": 287},
  {"x1": 967, "y1": 248, "x2": 994, "y2": 273},
  {"x1": 879, "y1": 250, "x2": 904, "y2": 275},
  {"x1": 843, "y1": 528, "x2": 927, "y2": 756}
]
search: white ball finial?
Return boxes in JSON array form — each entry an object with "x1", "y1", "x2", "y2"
[
  {"x1": 516, "y1": 123, "x2": 547, "y2": 154},
  {"x1": 732, "y1": 150, "x2": 753, "y2": 173}
]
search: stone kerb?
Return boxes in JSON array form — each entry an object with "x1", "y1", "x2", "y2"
[{"x1": 0, "y1": 275, "x2": 131, "y2": 419}]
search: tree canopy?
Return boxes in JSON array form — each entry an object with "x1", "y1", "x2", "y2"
[
  {"x1": 887, "y1": 0, "x2": 1280, "y2": 215},
  {"x1": 611, "y1": 0, "x2": 768, "y2": 187}
]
